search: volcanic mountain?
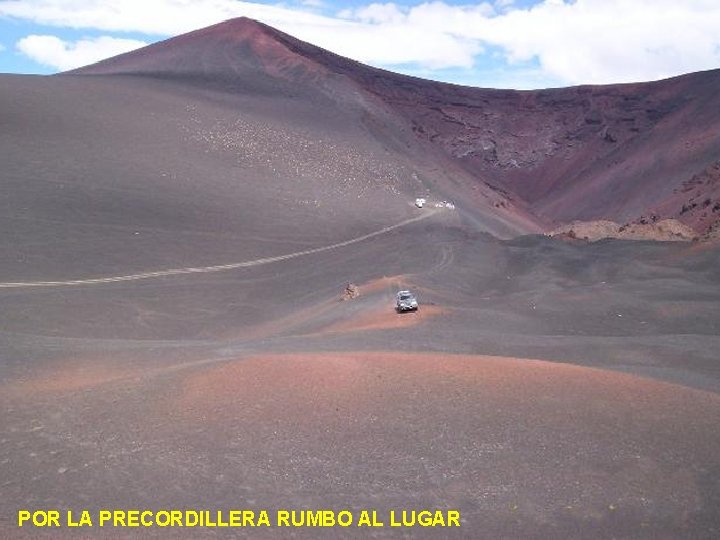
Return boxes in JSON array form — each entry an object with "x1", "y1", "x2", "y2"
[
  {"x1": 66, "y1": 17, "x2": 542, "y2": 236},
  {"x1": 70, "y1": 17, "x2": 720, "y2": 236},
  {"x1": 3, "y1": 18, "x2": 720, "y2": 540}
]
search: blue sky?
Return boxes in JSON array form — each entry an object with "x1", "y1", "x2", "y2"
[{"x1": 1, "y1": 1, "x2": 719, "y2": 89}]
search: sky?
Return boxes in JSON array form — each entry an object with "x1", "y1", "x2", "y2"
[{"x1": 1, "y1": 0, "x2": 719, "y2": 89}]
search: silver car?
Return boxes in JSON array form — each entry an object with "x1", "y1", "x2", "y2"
[{"x1": 396, "y1": 290, "x2": 419, "y2": 312}]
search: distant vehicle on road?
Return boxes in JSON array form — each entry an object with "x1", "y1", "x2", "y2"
[
  {"x1": 396, "y1": 290, "x2": 418, "y2": 312},
  {"x1": 415, "y1": 198, "x2": 426, "y2": 208}
]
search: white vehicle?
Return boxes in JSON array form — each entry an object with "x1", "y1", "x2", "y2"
[
  {"x1": 435, "y1": 200, "x2": 455, "y2": 209},
  {"x1": 396, "y1": 290, "x2": 419, "y2": 312},
  {"x1": 415, "y1": 198, "x2": 426, "y2": 208}
]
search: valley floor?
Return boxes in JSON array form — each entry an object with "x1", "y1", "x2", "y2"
[{"x1": 2, "y1": 211, "x2": 720, "y2": 538}]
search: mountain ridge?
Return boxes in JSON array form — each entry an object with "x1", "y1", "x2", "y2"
[{"x1": 67, "y1": 17, "x2": 720, "y2": 235}]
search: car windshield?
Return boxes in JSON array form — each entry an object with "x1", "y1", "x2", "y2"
[{"x1": 399, "y1": 294, "x2": 412, "y2": 300}]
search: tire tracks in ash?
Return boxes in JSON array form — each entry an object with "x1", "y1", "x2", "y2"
[{"x1": 0, "y1": 210, "x2": 440, "y2": 289}]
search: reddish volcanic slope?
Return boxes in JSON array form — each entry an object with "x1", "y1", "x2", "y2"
[
  {"x1": 643, "y1": 160, "x2": 720, "y2": 235},
  {"x1": 358, "y1": 68, "x2": 720, "y2": 232},
  {"x1": 68, "y1": 16, "x2": 332, "y2": 90},
  {"x1": 71, "y1": 17, "x2": 720, "y2": 234}
]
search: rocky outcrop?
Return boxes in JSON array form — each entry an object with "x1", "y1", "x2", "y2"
[{"x1": 550, "y1": 219, "x2": 697, "y2": 242}]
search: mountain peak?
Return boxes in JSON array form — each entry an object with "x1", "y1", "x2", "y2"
[
  {"x1": 66, "y1": 16, "x2": 320, "y2": 81},
  {"x1": 186, "y1": 16, "x2": 275, "y2": 40}
]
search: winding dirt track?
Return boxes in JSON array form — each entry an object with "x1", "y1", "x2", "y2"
[{"x1": 0, "y1": 210, "x2": 438, "y2": 289}]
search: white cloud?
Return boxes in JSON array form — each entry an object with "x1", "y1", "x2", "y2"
[
  {"x1": 16, "y1": 35, "x2": 147, "y2": 70},
  {"x1": 347, "y1": 3, "x2": 407, "y2": 24},
  {"x1": 2, "y1": 0, "x2": 484, "y2": 70},
  {"x1": 299, "y1": 0, "x2": 324, "y2": 8},
  {"x1": 337, "y1": 0, "x2": 720, "y2": 85},
  {"x1": 0, "y1": 0, "x2": 332, "y2": 35},
  {"x1": 299, "y1": 20, "x2": 481, "y2": 69},
  {"x1": 472, "y1": 0, "x2": 720, "y2": 84},
  {"x1": 3, "y1": 0, "x2": 720, "y2": 86}
]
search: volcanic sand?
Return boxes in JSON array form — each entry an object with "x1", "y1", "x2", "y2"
[
  {"x1": 3, "y1": 351, "x2": 720, "y2": 539},
  {"x1": 2, "y1": 19, "x2": 720, "y2": 538}
]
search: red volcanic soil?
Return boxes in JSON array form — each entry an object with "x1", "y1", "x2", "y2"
[
  {"x1": 69, "y1": 16, "x2": 329, "y2": 86},
  {"x1": 374, "y1": 69, "x2": 720, "y2": 233},
  {"x1": 3, "y1": 352, "x2": 720, "y2": 538},
  {"x1": 318, "y1": 304, "x2": 445, "y2": 334},
  {"x1": 642, "y1": 161, "x2": 720, "y2": 235}
]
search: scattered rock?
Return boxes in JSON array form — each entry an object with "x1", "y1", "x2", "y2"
[
  {"x1": 600, "y1": 126, "x2": 617, "y2": 143},
  {"x1": 549, "y1": 219, "x2": 696, "y2": 242},
  {"x1": 342, "y1": 283, "x2": 359, "y2": 301},
  {"x1": 701, "y1": 221, "x2": 720, "y2": 241}
]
